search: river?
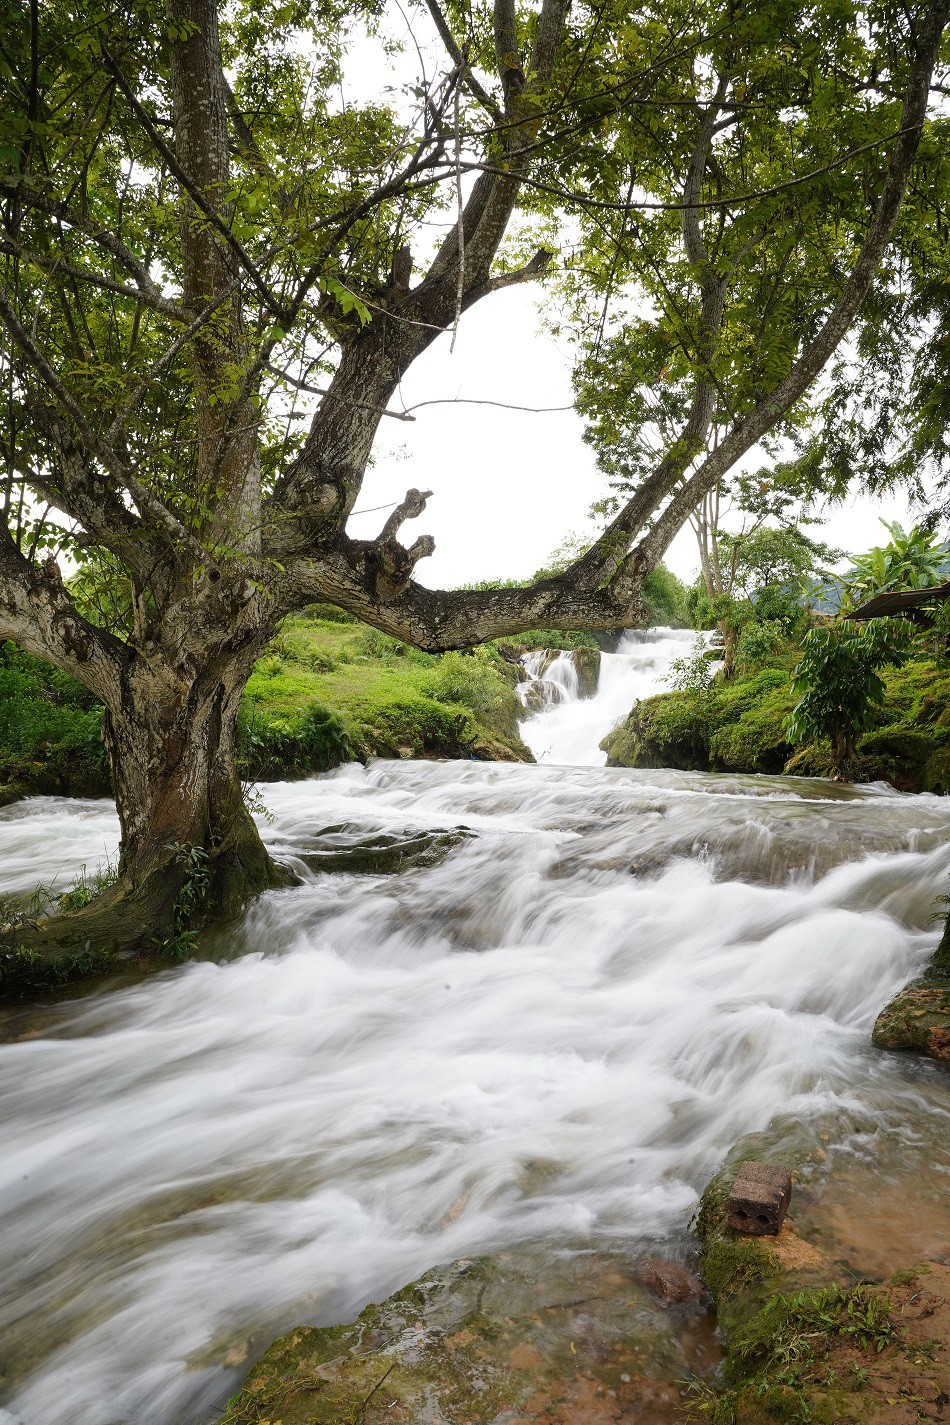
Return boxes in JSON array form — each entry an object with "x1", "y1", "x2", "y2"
[{"x1": 0, "y1": 629, "x2": 948, "y2": 1424}]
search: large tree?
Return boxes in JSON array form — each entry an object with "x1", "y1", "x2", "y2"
[{"x1": 0, "y1": 0, "x2": 947, "y2": 968}]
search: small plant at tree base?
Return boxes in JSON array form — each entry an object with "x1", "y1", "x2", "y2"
[
  {"x1": 57, "y1": 861, "x2": 119, "y2": 912},
  {"x1": 152, "y1": 842, "x2": 211, "y2": 961},
  {"x1": 785, "y1": 619, "x2": 916, "y2": 776}
]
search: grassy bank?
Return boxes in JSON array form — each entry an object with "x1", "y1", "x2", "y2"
[
  {"x1": 0, "y1": 609, "x2": 532, "y2": 808},
  {"x1": 603, "y1": 644, "x2": 950, "y2": 793},
  {"x1": 239, "y1": 609, "x2": 532, "y2": 774}
]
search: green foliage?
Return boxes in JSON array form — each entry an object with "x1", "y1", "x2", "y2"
[
  {"x1": 152, "y1": 842, "x2": 212, "y2": 960},
  {"x1": 238, "y1": 700, "x2": 352, "y2": 779},
  {"x1": 735, "y1": 618, "x2": 787, "y2": 673},
  {"x1": 641, "y1": 565, "x2": 689, "y2": 626},
  {"x1": 663, "y1": 642, "x2": 715, "y2": 695},
  {"x1": 0, "y1": 643, "x2": 108, "y2": 797},
  {"x1": 785, "y1": 619, "x2": 917, "y2": 772},
  {"x1": 422, "y1": 648, "x2": 519, "y2": 725},
  {"x1": 57, "y1": 861, "x2": 119, "y2": 912},
  {"x1": 840, "y1": 520, "x2": 949, "y2": 611}
]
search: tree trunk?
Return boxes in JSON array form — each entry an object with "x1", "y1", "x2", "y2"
[{"x1": 1, "y1": 658, "x2": 293, "y2": 985}]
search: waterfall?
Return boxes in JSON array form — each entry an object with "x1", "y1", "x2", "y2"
[{"x1": 519, "y1": 626, "x2": 706, "y2": 765}]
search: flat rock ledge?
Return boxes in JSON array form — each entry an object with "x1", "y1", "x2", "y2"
[
  {"x1": 872, "y1": 976, "x2": 950, "y2": 1060},
  {"x1": 215, "y1": 1250, "x2": 717, "y2": 1425},
  {"x1": 695, "y1": 1138, "x2": 950, "y2": 1423}
]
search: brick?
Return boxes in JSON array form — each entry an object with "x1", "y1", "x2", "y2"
[{"x1": 727, "y1": 1161, "x2": 792, "y2": 1236}]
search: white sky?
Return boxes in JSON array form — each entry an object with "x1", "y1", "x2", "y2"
[
  {"x1": 339, "y1": 19, "x2": 917, "y2": 593},
  {"x1": 348, "y1": 284, "x2": 914, "y2": 589}
]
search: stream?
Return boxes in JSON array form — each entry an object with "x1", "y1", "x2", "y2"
[{"x1": 1, "y1": 628, "x2": 949, "y2": 1424}]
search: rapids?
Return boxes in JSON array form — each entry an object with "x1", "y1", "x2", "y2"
[{"x1": 0, "y1": 629, "x2": 949, "y2": 1425}]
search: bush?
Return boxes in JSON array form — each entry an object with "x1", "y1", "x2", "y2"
[
  {"x1": 786, "y1": 618, "x2": 916, "y2": 774},
  {"x1": 424, "y1": 649, "x2": 511, "y2": 715},
  {"x1": 238, "y1": 701, "x2": 352, "y2": 779},
  {"x1": 735, "y1": 618, "x2": 786, "y2": 673},
  {"x1": 345, "y1": 691, "x2": 476, "y2": 759}
]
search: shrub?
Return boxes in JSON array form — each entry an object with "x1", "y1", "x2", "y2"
[
  {"x1": 238, "y1": 701, "x2": 351, "y2": 779},
  {"x1": 735, "y1": 617, "x2": 786, "y2": 673},
  {"x1": 424, "y1": 649, "x2": 508, "y2": 714},
  {"x1": 785, "y1": 618, "x2": 916, "y2": 774}
]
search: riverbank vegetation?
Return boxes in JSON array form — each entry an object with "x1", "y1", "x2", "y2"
[
  {"x1": 604, "y1": 519, "x2": 950, "y2": 792},
  {"x1": 0, "y1": 609, "x2": 534, "y2": 809}
]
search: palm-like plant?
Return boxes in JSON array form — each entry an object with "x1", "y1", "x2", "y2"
[{"x1": 841, "y1": 521, "x2": 949, "y2": 610}]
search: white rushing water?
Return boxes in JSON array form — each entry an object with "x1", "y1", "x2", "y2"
[
  {"x1": 519, "y1": 626, "x2": 706, "y2": 765},
  {"x1": 1, "y1": 636, "x2": 949, "y2": 1425}
]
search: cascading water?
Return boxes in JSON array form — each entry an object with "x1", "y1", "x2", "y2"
[
  {"x1": 519, "y1": 626, "x2": 709, "y2": 765},
  {"x1": 1, "y1": 657, "x2": 948, "y2": 1425}
]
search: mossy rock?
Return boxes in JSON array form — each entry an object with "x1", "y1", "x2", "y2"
[
  {"x1": 572, "y1": 645, "x2": 601, "y2": 699},
  {"x1": 872, "y1": 976, "x2": 950, "y2": 1060},
  {"x1": 694, "y1": 1131, "x2": 950, "y2": 1422},
  {"x1": 218, "y1": 1251, "x2": 716, "y2": 1425}
]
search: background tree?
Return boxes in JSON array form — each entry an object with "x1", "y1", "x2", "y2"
[
  {"x1": 785, "y1": 618, "x2": 915, "y2": 776},
  {"x1": 683, "y1": 463, "x2": 839, "y2": 672},
  {"x1": 0, "y1": 0, "x2": 947, "y2": 968}
]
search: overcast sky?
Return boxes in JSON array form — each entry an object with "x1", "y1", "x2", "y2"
[{"x1": 346, "y1": 283, "x2": 914, "y2": 590}]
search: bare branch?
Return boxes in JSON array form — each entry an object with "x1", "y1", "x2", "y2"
[
  {"x1": 378, "y1": 486, "x2": 433, "y2": 541},
  {"x1": 424, "y1": 0, "x2": 503, "y2": 120}
]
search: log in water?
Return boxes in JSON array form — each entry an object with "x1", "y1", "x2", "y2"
[{"x1": 1, "y1": 631, "x2": 949, "y2": 1424}]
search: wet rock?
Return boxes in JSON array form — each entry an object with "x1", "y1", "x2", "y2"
[
  {"x1": 219, "y1": 1250, "x2": 720, "y2": 1425},
  {"x1": 872, "y1": 976, "x2": 950, "y2": 1061},
  {"x1": 632, "y1": 1257, "x2": 706, "y2": 1305},
  {"x1": 727, "y1": 1161, "x2": 792, "y2": 1236},
  {"x1": 572, "y1": 645, "x2": 601, "y2": 700},
  {"x1": 521, "y1": 683, "x2": 550, "y2": 715},
  {"x1": 297, "y1": 827, "x2": 475, "y2": 875},
  {"x1": 694, "y1": 1123, "x2": 950, "y2": 1424}
]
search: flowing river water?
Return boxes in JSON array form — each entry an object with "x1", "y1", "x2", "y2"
[{"x1": 1, "y1": 629, "x2": 949, "y2": 1424}]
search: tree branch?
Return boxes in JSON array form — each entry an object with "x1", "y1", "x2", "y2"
[
  {"x1": 0, "y1": 526, "x2": 126, "y2": 699},
  {"x1": 0, "y1": 280, "x2": 207, "y2": 560},
  {"x1": 16, "y1": 192, "x2": 189, "y2": 322},
  {"x1": 424, "y1": 0, "x2": 504, "y2": 121}
]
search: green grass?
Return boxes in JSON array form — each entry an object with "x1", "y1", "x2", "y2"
[
  {"x1": 239, "y1": 616, "x2": 530, "y2": 773},
  {"x1": 0, "y1": 641, "x2": 109, "y2": 803},
  {"x1": 0, "y1": 612, "x2": 533, "y2": 805}
]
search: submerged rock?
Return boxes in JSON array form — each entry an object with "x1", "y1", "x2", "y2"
[
  {"x1": 217, "y1": 1249, "x2": 718, "y2": 1425},
  {"x1": 632, "y1": 1258, "x2": 706, "y2": 1305},
  {"x1": 297, "y1": 826, "x2": 475, "y2": 875}
]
